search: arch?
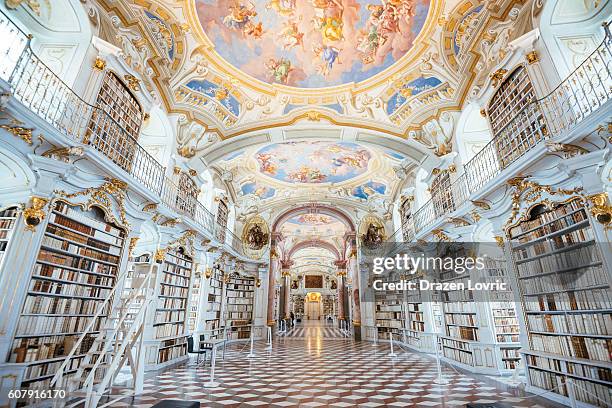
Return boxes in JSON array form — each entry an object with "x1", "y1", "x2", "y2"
[
  {"x1": 288, "y1": 239, "x2": 341, "y2": 260},
  {"x1": 539, "y1": 0, "x2": 611, "y2": 77},
  {"x1": 2, "y1": 0, "x2": 93, "y2": 86},
  {"x1": 0, "y1": 146, "x2": 36, "y2": 206},
  {"x1": 272, "y1": 204, "x2": 356, "y2": 232}
]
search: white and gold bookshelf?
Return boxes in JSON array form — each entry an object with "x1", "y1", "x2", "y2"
[
  {"x1": 374, "y1": 278, "x2": 404, "y2": 341},
  {"x1": 152, "y1": 247, "x2": 192, "y2": 368},
  {"x1": 224, "y1": 275, "x2": 254, "y2": 341},
  {"x1": 8, "y1": 201, "x2": 126, "y2": 391},
  {"x1": 508, "y1": 199, "x2": 612, "y2": 407},
  {"x1": 199, "y1": 267, "x2": 224, "y2": 346},
  {"x1": 187, "y1": 267, "x2": 202, "y2": 333},
  {"x1": 436, "y1": 246, "x2": 523, "y2": 375},
  {"x1": 0, "y1": 206, "x2": 19, "y2": 270}
]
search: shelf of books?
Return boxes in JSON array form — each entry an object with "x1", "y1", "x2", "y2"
[
  {"x1": 293, "y1": 295, "x2": 305, "y2": 317},
  {"x1": 8, "y1": 201, "x2": 126, "y2": 391},
  {"x1": 154, "y1": 247, "x2": 192, "y2": 367},
  {"x1": 439, "y1": 257, "x2": 478, "y2": 368},
  {"x1": 323, "y1": 295, "x2": 334, "y2": 318},
  {"x1": 224, "y1": 275, "x2": 254, "y2": 341},
  {"x1": 200, "y1": 267, "x2": 224, "y2": 347},
  {"x1": 123, "y1": 253, "x2": 152, "y2": 329},
  {"x1": 188, "y1": 268, "x2": 202, "y2": 333},
  {"x1": 481, "y1": 256, "x2": 522, "y2": 372},
  {"x1": 508, "y1": 199, "x2": 612, "y2": 407},
  {"x1": 375, "y1": 282, "x2": 404, "y2": 341},
  {"x1": 0, "y1": 206, "x2": 18, "y2": 270}
]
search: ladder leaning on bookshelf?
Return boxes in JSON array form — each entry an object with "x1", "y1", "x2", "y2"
[{"x1": 8, "y1": 201, "x2": 127, "y2": 398}]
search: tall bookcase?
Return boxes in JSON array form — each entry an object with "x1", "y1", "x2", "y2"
[
  {"x1": 224, "y1": 275, "x2": 254, "y2": 341},
  {"x1": 440, "y1": 277, "x2": 478, "y2": 367},
  {"x1": 375, "y1": 284, "x2": 404, "y2": 340},
  {"x1": 155, "y1": 247, "x2": 192, "y2": 366},
  {"x1": 89, "y1": 72, "x2": 143, "y2": 172},
  {"x1": 0, "y1": 206, "x2": 18, "y2": 269},
  {"x1": 481, "y1": 257, "x2": 521, "y2": 371},
  {"x1": 201, "y1": 267, "x2": 223, "y2": 345},
  {"x1": 9, "y1": 201, "x2": 125, "y2": 391},
  {"x1": 188, "y1": 268, "x2": 202, "y2": 333},
  {"x1": 487, "y1": 66, "x2": 543, "y2": 169},
  {"x1": 508, "y1": 199, "x2": 612, "y2": 407},
  {"x1": 323, "y1": 295, "x2": 334, "y2": 318}
]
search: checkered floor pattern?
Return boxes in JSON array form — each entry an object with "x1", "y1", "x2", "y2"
[
  {"x1": 281, "y1": 324, "x2": 347, "y2": 338},
  {"x1": 102, "y1": 334, "x2": 558, "y2": 408}
]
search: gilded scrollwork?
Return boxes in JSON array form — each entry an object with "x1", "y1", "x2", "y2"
[
  {"x1": 54, "y1": 178, "x2": 131, "y2": 230},
  {"x1": 504, "y1": 177, "x2": 584, "y2": 231}
]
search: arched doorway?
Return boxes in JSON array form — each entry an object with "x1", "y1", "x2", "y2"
[{"x1": 265, "y1": 204, "x2": 360, "y2": 338}]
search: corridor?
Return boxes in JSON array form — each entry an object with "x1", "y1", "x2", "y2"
[
  {"x1": 107, "y1": 331, "x2": 558, "y2": 408},
  {"x1": 281, "y1": 319, "x2": 349, "y2": 339}
]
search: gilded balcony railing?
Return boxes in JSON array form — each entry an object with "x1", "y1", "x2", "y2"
[
  {"x1": 0, "y1": 11, "x2": 246, "y2": 257},
  {"x1": 402, "y1": 23, "x2": 611, "y2": 240},
  {"x1": 465, "y1": 22, "x2": 611, "y2": 194}
]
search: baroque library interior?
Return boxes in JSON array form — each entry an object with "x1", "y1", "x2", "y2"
[{"x1": 0, "y1": 0, "x2": 611, "y2": 407}]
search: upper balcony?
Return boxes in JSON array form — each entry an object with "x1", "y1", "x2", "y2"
[
  {"x1": 0, "y1": 10, "x2": 248, "y2": 259},
  {"x1": 396, "y1": 23, "x2": 611, "y2": 239}
]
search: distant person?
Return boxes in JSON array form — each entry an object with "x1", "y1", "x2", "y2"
[{"x1": 290, "y1": 311, "x2": 295, "y2": 328}]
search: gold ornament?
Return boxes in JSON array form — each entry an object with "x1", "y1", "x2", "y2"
[
  {"x1": 93, "y1": 57, "x2": 106, "y2": 71},
  {"x1": 587, "y1": 193, "x2": 611, "y2": 226},
  {"x1": 494, "y1": 236, "x2": 504, "y2": 247},
  {"x1": 490, "y1": 69, "x2": 508, "y2": 88},
  {"x1": 23, "y1": 197, "x2": 49, "y2": 231},
  {"x1": 54, "y1": 178, "x2": 130, "y2": 229},
  {"x1": 128, "y1": 237, "x2": 139, "y2": 257},
  {"x1": 526, "y1": 51, "x2": 539, "y2": 65},
  {"x1": 124, "y1": 74, "x2": 140, "y2": 91},
  {"x1": 154, "y1": 248, "x2": 167, "y2": 263},
  {"x1": 0, "y1": 124, "x2": 33, "y2": 145}
]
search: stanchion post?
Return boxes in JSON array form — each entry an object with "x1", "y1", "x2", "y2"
[
  {"x1": 204, "y1": 346, "x2": 220, "y2": 388},
  {"x1": 247, "y1": 327, "x2": 255, "y2": 358},
  {"x1": 388, "y1": 332, "x2": 397, "y2": 357},
  {"x1": 265, "y1": 326, "x2": 272, "y2": 350},
  {"x1": 433, "y1": 334, "x2": 449, "y2": 385},
  {"x1": 567, "y1": 378, "x2": 578, "y2": 408}
]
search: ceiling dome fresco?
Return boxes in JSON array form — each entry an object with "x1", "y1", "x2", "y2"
[
  {"x1": 255, "y1": 141, "x2": 371, "y2": 183},
  {"x1": 195, "y1": 0, "x2": 431, "y2": 87}
]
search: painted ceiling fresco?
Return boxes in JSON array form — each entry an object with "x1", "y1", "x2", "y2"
[
  {"x1": 255, "y1": 141, "x2": 371, "y2": 184},
  {"x1": 351, "y1": 180, "x2": 386, "y2": 199},
  {"x1": 287, "y1": 214, "x2": 334, "y2": 224},
  {"x1": 195, "y1": 0, "x2": 431, "y2": 87},
  {"x1": 240, "y1": 181, "x2": 277, "y2": 198}
]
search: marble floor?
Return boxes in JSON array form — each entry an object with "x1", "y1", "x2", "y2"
[{"x1": 105, "y1": 322, "x2": 559, "y2": 408}]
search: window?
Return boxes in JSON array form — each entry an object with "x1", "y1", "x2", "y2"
[{"x1": 488, "y1": 66, "x2": 545, "y2": 169}]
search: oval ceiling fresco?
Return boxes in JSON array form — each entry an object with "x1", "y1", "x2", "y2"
[
  {"x1": 195, "y1": 0, "x2": 431, "y2": 88},
  {"x1": 255, "y1": 141, "x2": 371, "y2": 183}
]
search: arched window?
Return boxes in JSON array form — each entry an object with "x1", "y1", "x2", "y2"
[
  {"x1": 487, "y1": 66, "x2": 545, "y2": 169},
  {"x1": 88, "y1": 72, "x2": 144, "y2": 172}
]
